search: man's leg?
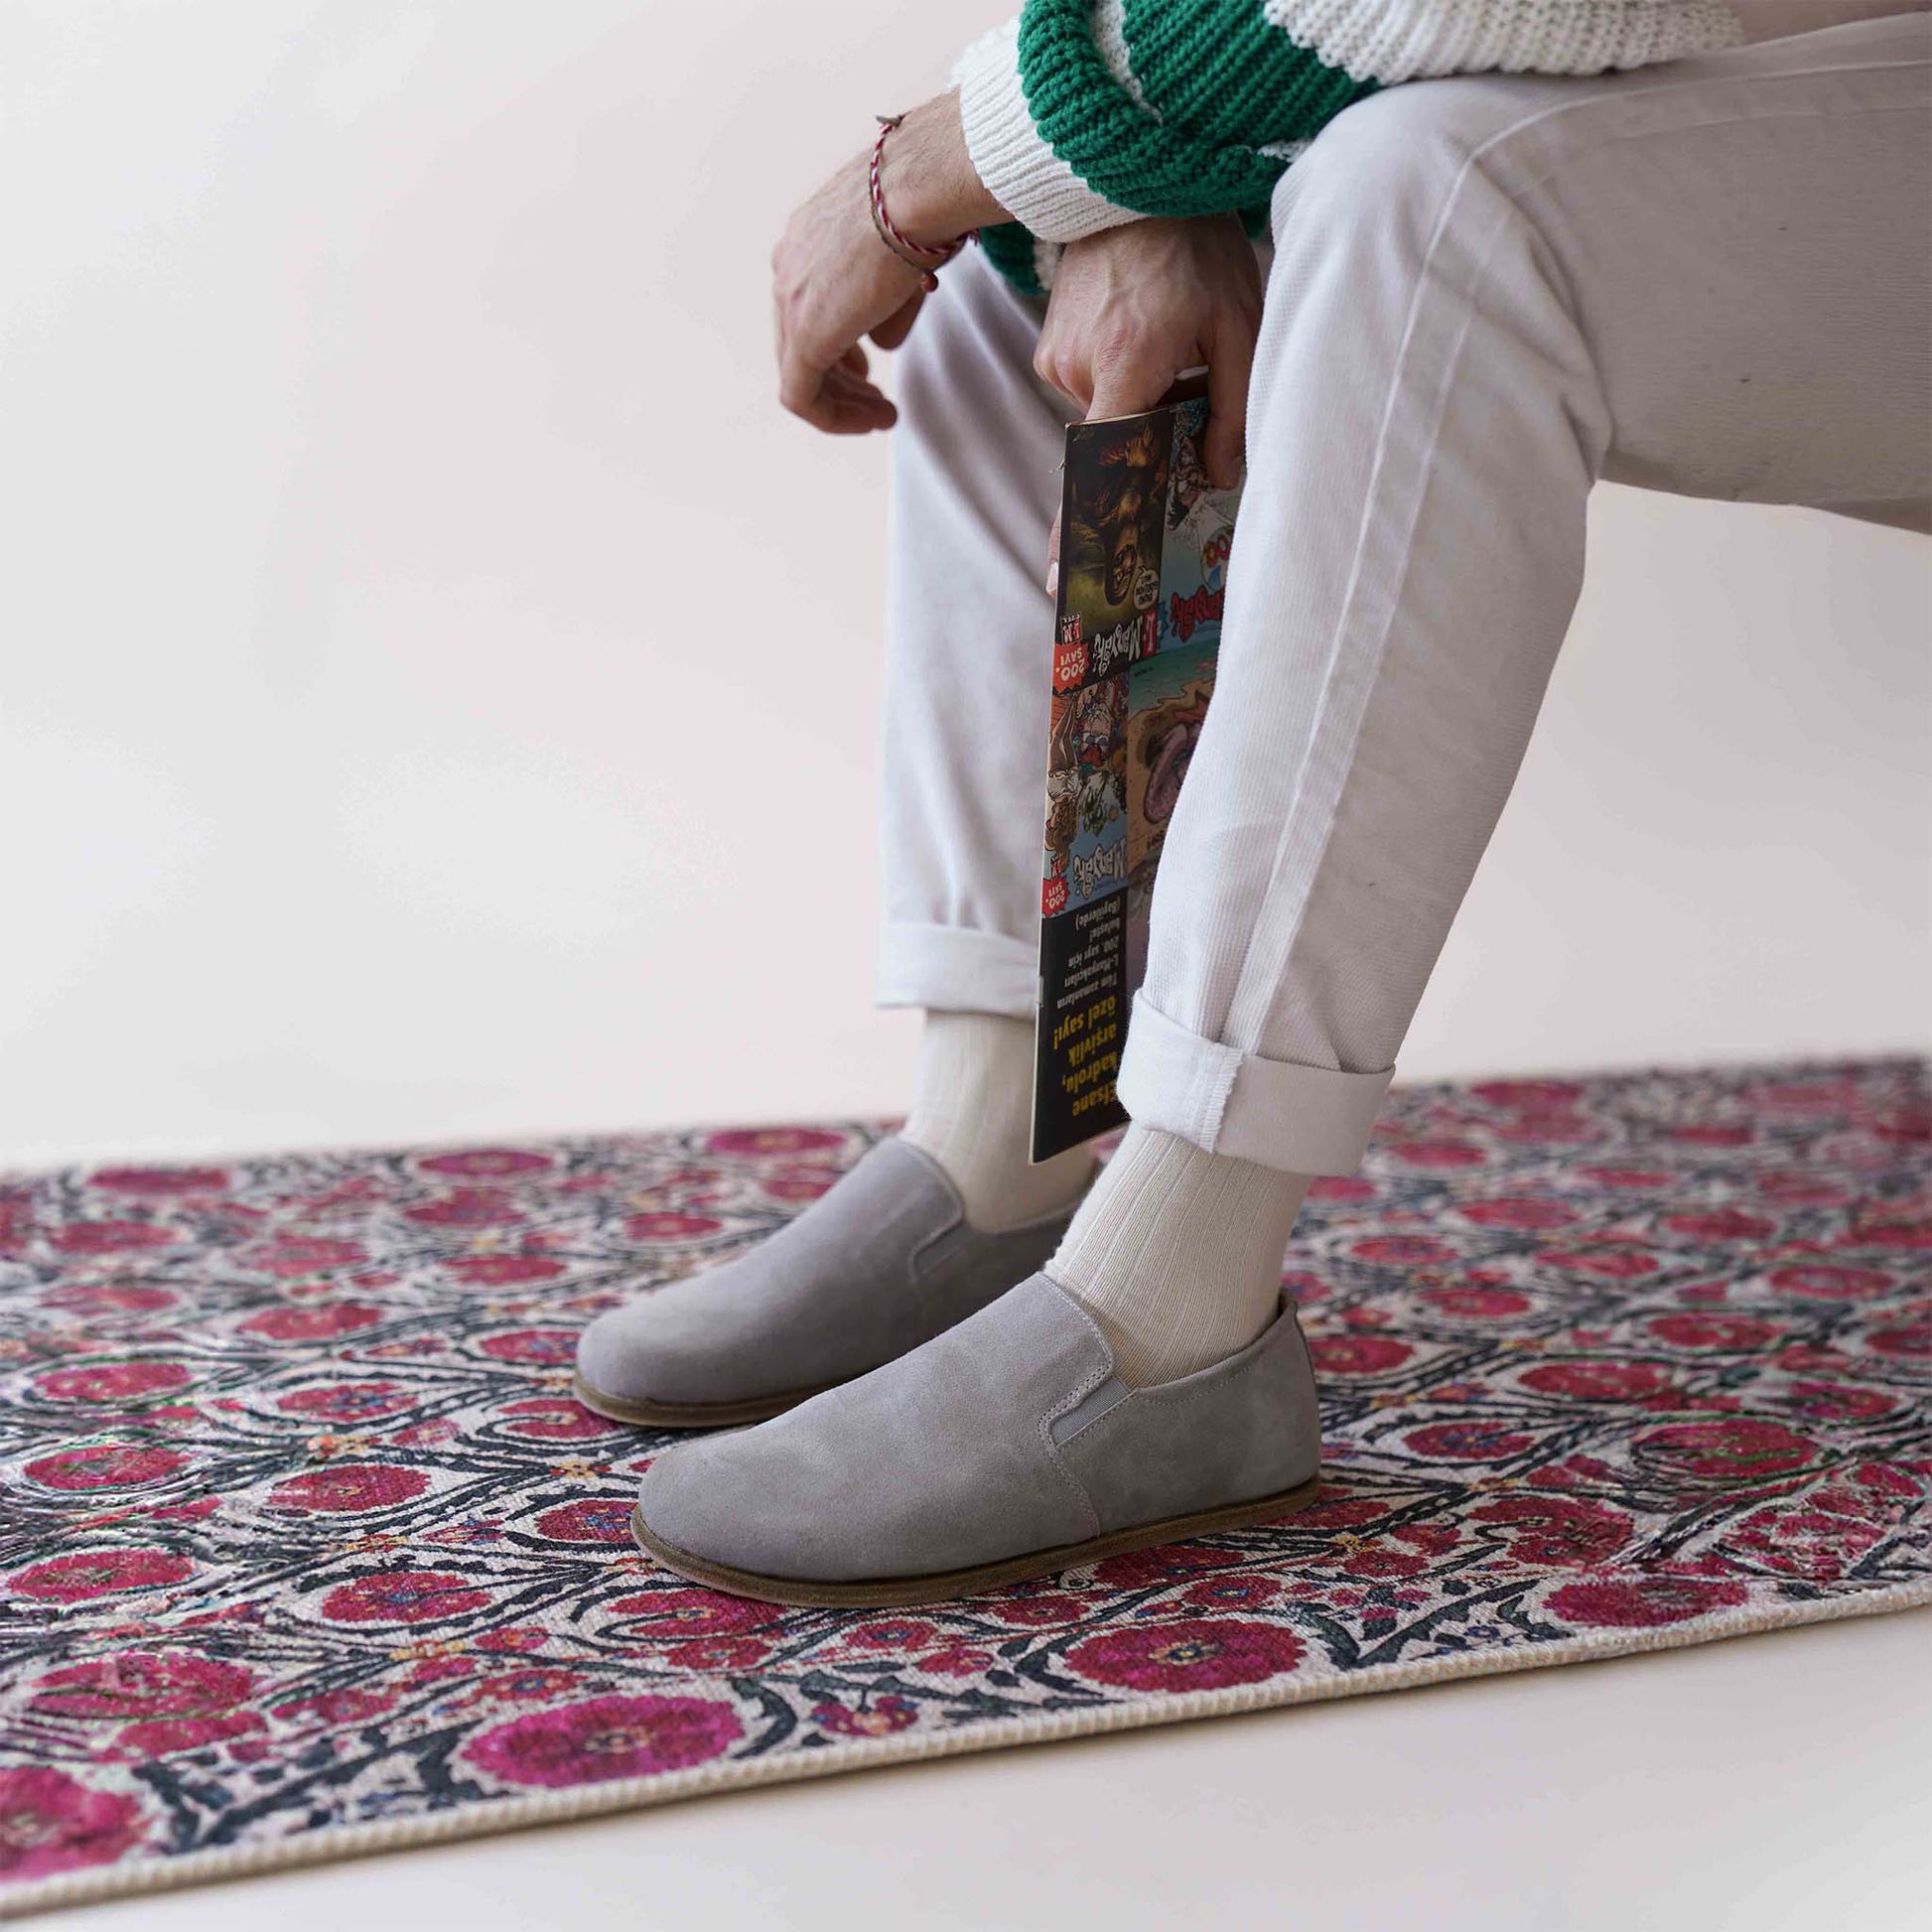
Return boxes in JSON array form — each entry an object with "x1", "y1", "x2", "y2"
[
  {"x1": 576, "y1": 247, "x2": 1093, "y2": 1426},
  {"x1": 878, "y1": 244, "x2": 1097, "y2": 1230},
  {"x1": 1061, "y1": 15, "x2": 1931, "y2": 1384},
  {"x1": 876, "y1": 242, "x2": 1067, "y2": 1026}
]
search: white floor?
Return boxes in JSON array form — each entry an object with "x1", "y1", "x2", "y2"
[{"x1": 48, "y1": 1606, "x2": 1932, "y2": 1931}]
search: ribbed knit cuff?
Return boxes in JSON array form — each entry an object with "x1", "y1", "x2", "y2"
[{"x1": 954, "y1": 18, "x2": 1143, "y2": 243}]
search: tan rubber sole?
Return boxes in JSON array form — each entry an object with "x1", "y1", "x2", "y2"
[
  {"x1": 630, "y1": 1473, "x2": 1323, "y2": 1608},
  {"x1": 571, "y1": 1369, "x2": 829, "y2": 1432}
]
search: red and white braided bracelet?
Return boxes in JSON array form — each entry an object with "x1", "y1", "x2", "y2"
[{"x1": 869, "y1": 113, "x2": 976, "y2": 292}]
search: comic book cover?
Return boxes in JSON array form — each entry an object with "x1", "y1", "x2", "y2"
[{"x1": 1033, "y1": 376, "x2": 1241, "y2": 1162}]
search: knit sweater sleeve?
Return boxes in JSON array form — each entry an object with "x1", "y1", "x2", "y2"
[{"x1": 957, "y1": 0, "x2": 1744, "y2": 250}]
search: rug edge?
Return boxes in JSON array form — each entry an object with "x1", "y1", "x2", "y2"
[
  {"x1": 7, "y1": 1051, "x2": 1919, "y2": 1185},
  {"x1": 7, "y1": 1576, "x2": 1928, "y2": 1921}
]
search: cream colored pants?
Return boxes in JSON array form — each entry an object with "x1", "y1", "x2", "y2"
[{"x1": 877, "y1": 16, "x2": 1931, "y2": 1174}]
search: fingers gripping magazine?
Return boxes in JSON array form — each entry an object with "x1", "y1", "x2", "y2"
[{"x1": 1033, "y1": 378, "x2": 1242, "y2": 1163}]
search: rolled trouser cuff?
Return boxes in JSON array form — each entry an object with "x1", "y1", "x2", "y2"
[
  {"x1": 876, "y1": 921, "x2": 1037, "y2": 1020},
  {"x1": 1115, "y1": 996, "x2": 1394, "y2": 1176}
]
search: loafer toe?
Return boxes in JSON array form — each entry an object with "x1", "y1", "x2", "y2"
[{"x1": 574, "y1": 1305, "x2": 647, "y2": 1407}]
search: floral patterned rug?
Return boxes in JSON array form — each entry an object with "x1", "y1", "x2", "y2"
[{"x1": 2, "y1": 1059, "x2": 1927, "y2": 1915}]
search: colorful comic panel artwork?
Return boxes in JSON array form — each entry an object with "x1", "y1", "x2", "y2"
[
  {"x1": 1057, "y1": 406, "x2": 1172, "y2": 668},
  {"x1": 1156, "y1": 395, "x2": 1239, "y2": 656},
  {"x1": 1043, "y1": 674, "x2": 1130, "y2": 917}
]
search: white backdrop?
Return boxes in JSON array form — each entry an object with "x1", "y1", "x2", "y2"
[{"x1": 3, "y1": 1, "x2": 1928, "y2": 1167}]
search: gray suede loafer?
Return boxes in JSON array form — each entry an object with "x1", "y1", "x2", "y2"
[
  {"x1": 631, "y1": 1273, "x2": 1323, "y2": 1606},
  {"x1": 573, "y1": 1139, "x2": 1085, "y2": 1430}
]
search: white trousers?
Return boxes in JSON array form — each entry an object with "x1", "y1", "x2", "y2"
[{"x1": 878, "y1": 15, "x2": 1931, "y2": 1175}]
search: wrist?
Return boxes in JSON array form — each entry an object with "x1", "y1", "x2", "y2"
[{"x1": 879, "y1": 92, "x2": 1009, "y2": 246}]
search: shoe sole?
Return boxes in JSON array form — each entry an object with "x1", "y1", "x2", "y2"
[
  {"x1": 629, "y1": 1473, "x2": 1323, "y2": 1609},
  {"x1": 571, "y1": 1370, "x2": 829, "y2": 1432}
]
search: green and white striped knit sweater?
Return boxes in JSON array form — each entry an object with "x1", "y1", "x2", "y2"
[{"x1": 955, "y1": 0, "x2": 1743, "y2": 291}]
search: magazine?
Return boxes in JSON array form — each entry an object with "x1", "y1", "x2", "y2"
[{"x1": 1032, "y1": 376, "x2": 1243, "y2": 1162}]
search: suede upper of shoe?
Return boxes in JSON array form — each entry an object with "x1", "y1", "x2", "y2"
[
  {"x1": 574, "y1": 1138, "x2": 1077, "y2": 1409},
  {"x1": 634, "y1": 1274, "x2": 1323, "y2": 1584}
]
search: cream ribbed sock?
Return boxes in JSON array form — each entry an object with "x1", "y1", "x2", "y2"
[
  {"x1": 1046, "y1": 1124, "x2": 1311, "y2": 1387},
  {"x1": 900, "y1": 1011, "x2": 1097, "y2": 1232}
]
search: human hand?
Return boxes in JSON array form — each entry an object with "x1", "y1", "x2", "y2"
[
  {"x1": 1035, "y1": 214, "x2": 1262, "y2": 587},
  {"x1": 771, "y1": 93, "x2": 1007, "y2": 435}
]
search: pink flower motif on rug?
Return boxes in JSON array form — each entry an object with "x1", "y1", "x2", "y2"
[
  {"x1": 274, "y1": 1380, "x2": 413, "y2": 1422},
  {"x1": 704, "y1": 1128, "x2": 846, "y2": 1157},
  {"x1": 318, "y1": 1570, "x2": 492, "y2": 1625},
  {"x1": 464, "y1": 1694, "x2": 742, "y2": 1787},
  {"x1": 416, "y1": 1150, "x2": 556, "y2": 1179},
  {"x1": 86, "y1": 1167, "x2": 231, "y2": 1196},
  {"x1": 532, "y1": 1498, "x2": 635, "y2": 1544},
  {"x1": 269, "y1": 1464, "x2": 431, "y2": 1512},
  {"x1": 0, "y1": 1770, "x2": 149, "y2": 1881},
  {"x1": 1543, "y1": 1575, "x2": 1751, "y2": 1627},
  {"x1": 1633, "y1": 1418, "x2": 1820, "y2": 1485},
  {"x1": 33, "y1": 1361, "x2": 193, "y2": 1405},
  {"x1": 29, "y1": 1656, "x2": 262, "y2": 1760},
  {"x1": 20, "y1": 1445, "x2": 191, "y2": 1491},
  {"x1": 10, "y1": 1550, "x2": 195, "y2": 1602},
  {"x1": 1068, "y1": 1618, "x2": 1306, "y2": 1693},
  {"x1": 609, "y1": 1588, "x2": 783, "y2": 1637}
]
